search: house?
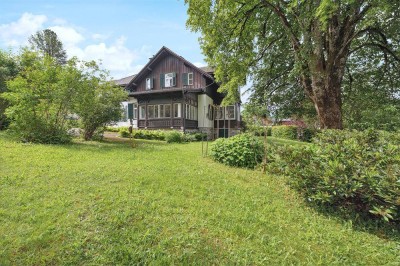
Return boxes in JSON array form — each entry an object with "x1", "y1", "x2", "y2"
[{"x1": 115, "y1": 46, "x2": 241, "y2": 139}]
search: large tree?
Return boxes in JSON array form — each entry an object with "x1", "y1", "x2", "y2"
[
  {"x1": 29, "y1": 29, "x2": 67, "y2": 65},
  {"x1": 186, "y1": 0, "x2": 400, "y2": 129}
]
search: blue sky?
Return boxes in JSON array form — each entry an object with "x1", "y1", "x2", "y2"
[{"x1": 0, "y1": 0, "x2": 205, "y2": 79}]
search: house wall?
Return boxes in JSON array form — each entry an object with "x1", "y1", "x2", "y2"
[
  {"x1": 135, "y1": 54, "x2": 207, "y2": 92},
  {"x1": 114, "y1": 97, "x2": 138, "y2": 128}
]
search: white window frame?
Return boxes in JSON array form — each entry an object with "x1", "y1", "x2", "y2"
[
  {"x1": 145, "y1": 78, "x2": 153, "y2": 90},
  {"x1": 225, "y1": 105, "x2": 236, "y2": 120},
  {"x1": 133, "y1": 104, "x2": 137, "y2": 120},
  {"x1": 165, "y1": 73, "x2": 176, "y2": 88},
  {"x1": 174, "y1": 103, "x2": 181, "y2": 118},
  {"x1": 139, "y1": 106, "x2": 146, "y2": 119},
  {"x1": 188, "y1": 72, "x2": 193, "y2": 85}
]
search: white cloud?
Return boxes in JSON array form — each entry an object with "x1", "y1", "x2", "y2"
[
  {"x1": 92, "y1": 33, "x2": 108, "y2": 41},
  {"x1": 0, "y1": 13, "x2": 47, "y2": 46},
  {"x1": 0, "y1": 13, "x2": 141, "y2": 79},
  {"x1": 49, "y1": 25, "x2": 84, "y2": 47},
  {"x1": 68, "y1": 36, "x2": 141, "y2": 79}
]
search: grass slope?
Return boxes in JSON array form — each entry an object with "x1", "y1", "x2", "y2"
[{"x1": 0, "y1": 132, "x2": 399, "y2": 265}]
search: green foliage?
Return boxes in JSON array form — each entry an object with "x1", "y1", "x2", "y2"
[
  {"x1": 2, "y1": 49, "x2": 126, "y2": 143},
  {"x1": 267, "y1": 129, "x2": 400, "y2": 222},
  {"x1": 0, "y1": 50, "x2": 19, "y2": 130},
  {"x1": 29, "y1": 29, "x2": 67, "y2": 65},
  {"x1": 2, "y1": 51, "x2": 75, "y2": 143},
  {"x1": 271, "y1": 125, "x2": 298, "y2": 140},
  {"x1": 133, "y1": 130, "x2": 166, "y2": 141},
  {"x1": 105, "y1": 126, "x2": 120, "y2": 132},
  {"x1": 269, "y1": 125, "x2": 317, "y2": 142},
  {"x1": 210, "y1": 133, "x2": 263, "y2": 168},
  {"x1": 165, "y1": 131, "x2": 183, "y2": 143},
  {"x1": 116, "y1": 128, "x2": 206, "y2": 142},
  {"x1": 186, "y1": 0, "x2": 400, "y2": 128},
  {"x1": 71, "y1": 60, "x2": 127, "y2": 141},
  {"x1": 247, "y1": 125, "x2": 271, "y2": 137},
  {"x1": 118, "y1": 127, "x2": 130, "y2": 138}
]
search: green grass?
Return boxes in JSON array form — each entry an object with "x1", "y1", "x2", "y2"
[{"x1": 0, "y1": 132, "x2": 399, "y2": 265}]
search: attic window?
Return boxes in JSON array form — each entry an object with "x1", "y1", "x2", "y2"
[
  {"x1": 164, "y1": 72, "x2": 176, "y2": 87},
  {"x1": 146, "y1": 78, "x2": 153, "y2": 90},
  {"x1": 182, "y1": 72, "x2": 193, "y2": 86}
]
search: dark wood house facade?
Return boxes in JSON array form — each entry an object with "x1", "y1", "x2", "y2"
[{"x1": 122, "y1": 46, "x2": 241, "y2": 138}]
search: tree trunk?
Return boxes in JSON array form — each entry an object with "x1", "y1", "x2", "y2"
[
  {"x1": 308, "y1": 65, "x2": 343, "y2": 129},
  {"x1": 312, "y1": 87, "x2": 343, "y2": 129},
  {"x1": 84, "y1": 128, "x2": 95, "y2": 141}
]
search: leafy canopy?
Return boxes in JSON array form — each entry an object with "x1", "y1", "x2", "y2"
[
  {"x1": 29, "y1": 29, "x2": 67, "y2": 65},
  {"x1": 186, "y1": 0, "x2": 400, "y2": 129}
]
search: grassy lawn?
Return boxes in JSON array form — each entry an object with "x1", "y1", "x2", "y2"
[{"x1": 0, "y1": 132, "x2": 399, "y2": 265}]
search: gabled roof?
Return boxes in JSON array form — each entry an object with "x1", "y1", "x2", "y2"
[
  {"x1": 113, "y1": 74, "x2": 136, "y2": 86},
  {"x1": 126, "y1": 46, "x2": 214, "y2": 90}
]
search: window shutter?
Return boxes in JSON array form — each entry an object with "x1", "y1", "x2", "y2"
[
  {"x1": 172, "y1": 72, "x2": 176, "y2": 86},
  {"x1": 127, "y1": 103, "x2": 133, "y2": 119},
  {"x1": 182, "y1": 73, "x2": 188, "y2": 85},
  {"x1": 160, "y1": 74, "x2": 165, "y2": 88},
  {"x1": 150, "y1": 78, "x2": 154, "y2": 89}
]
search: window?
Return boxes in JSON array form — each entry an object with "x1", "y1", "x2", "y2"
[
  {"x1": 174, "y1": 103, "x2": 181, "y2": 118},
  {"x1": 215, "y1": 105, "x2": 236, "y2": 120},
  {"x1": 182, "y1": 72, "x2": 193, "y2": 86},
  {"x1": 139, "y1": 106, "x2": 145, "y2": 119},
  {"x1": 163, "y1": 72, "x2": 176, "y2": 88},
  {"x1": 215, "y1": 106, "x2": 224, "y2": 120},
  {"x1": 225, "y1": 105, "x2": 235, "y2": 119},
  {"x1": 185, "y1": 104, "x2": 198, "y2": 120},
  {"x1": 165, "y1": 104, "x2": 171, "y2": 118},
  {"x1": 188, "y1": 73, "x2": 193, "y2": 85},
  {"x1": 133, "y1": 104, "x2": 137, "y2": 119},
  {"x1": 127, "y1": 103, "x2": 137, "y2": 119},
  {"x1": 148, "y1": 105, "x2": 155, "y2": 119},
  {"x1": 146, "y1": 78, "x2": 153, "y2": 90}
]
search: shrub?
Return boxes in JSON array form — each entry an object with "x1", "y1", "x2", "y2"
[
  {"x1": 105, "y1": 126, "x2": 120, "y2": 132},
  {"x1": 210, "y1": 133, "x2": 264, "y2": 168},
  {"x1": 132, "y1": 130, "x2": 166, "y2": 141},
  {"x1": 270, "y1": 125, "x2": 317, "y2": 142},
  {"x1": 248, "y1": 125, "x2": 271, "y2": 136},
  {"x1": 299, "y1": 127, "x2": 318, "y2": 142},
  {"x1": 271, "y1": 125, "x2": 298, "y2": 140},
  {"x1": 267, "y1": 129, "x2": 400, "y2": 222},
  {"x1": 118, "y1": 127, "x2": 130, "y2": 138},
  {"x1": 165, "y1": 131, "x2": 183, "y2": 143}
]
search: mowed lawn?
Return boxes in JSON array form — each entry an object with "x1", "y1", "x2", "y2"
[{"x1": 0, "y1": 133, "x2": 399, "y2": 265}]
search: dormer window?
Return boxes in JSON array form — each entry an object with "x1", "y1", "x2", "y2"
[{"x1": 146, "y1": 78, "x2": 153, "y2": 90}]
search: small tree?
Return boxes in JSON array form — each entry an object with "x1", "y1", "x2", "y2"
[
  {"x1": 72, "y1": 61, "x2": 127, "y2": 140},
  {"x1": 3, "y1": 50, "x2": 78, "y2": 143},
  {"x1": 29, "y1": 29, "x2": 67, "y2": 65}
]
